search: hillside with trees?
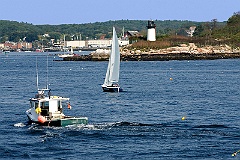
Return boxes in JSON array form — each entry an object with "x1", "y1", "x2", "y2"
[
  {"x1": 130, "y1": 12, "x2": 240, "y2": 50},
  {"x1": 1, "y1": 12, "x2": 240, "y2": 49},
  {"x1": 0, "y1": 19, "x2": 224, "y2": 42}
]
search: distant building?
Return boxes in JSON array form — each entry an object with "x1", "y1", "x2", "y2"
[
  {"x1": 21, "y1": 42, "x2": 32, "y2": 49},
  {"x1": 118, "y1": 39, "x2": 129, "y2": 46},
  {"x1": 66, "y1": 40, "x2": 86, "y2": 48},
  {"x1": 4, "y1": 41, "x2": 15, "y2": 50},
  {"x1": 87, "y1": 39, "x2": 111, "y2": 48},
  {"x1": 126, "y1": 31, "x2": 142, "y2": 38},
  {"x1": 65, "y1": 39, "x2": 129, "y2": 48},
  {"x1": 186, "y1": 26, "x2": 196, "y2": 37},
  {"x1": 0, "y1": 43, "x2": 4, "y2": 49},
  {"x1": 3, "y1": 41, "x2": 32, "y2": 50}
]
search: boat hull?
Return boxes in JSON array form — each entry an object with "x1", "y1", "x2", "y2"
[
  {"x1": 102, "y1": 86, "x2": 122, "y2": 92},
  {"x1": 28, "y1": 116, "x2": 88, "y2": 127},
  {"x1": 58, "y1": 54, "x2": 74, "y2": 58},
  {"x1": 26, "y1": 106, "x2": 88, "y2": 127}
]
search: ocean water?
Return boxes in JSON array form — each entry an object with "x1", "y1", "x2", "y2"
[{"x1": 0, "y1": 52, "x2": 239, "y2": 159}]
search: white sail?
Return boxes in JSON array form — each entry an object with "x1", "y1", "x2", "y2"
[
  {"x1": 103, "y1": 58, "x2": 111, "y2": 86},
  {"x1": 103, "y1": 27, "x2": 120, "y2": 86}
]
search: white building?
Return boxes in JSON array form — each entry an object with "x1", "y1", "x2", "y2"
[
  {"x1": 66, "y1": 40, "x2": 86, "y2": 48},
  {"x1": 118, "y1": 39, "x2": 129, "y2": 46},
  {"x1": 65, "y1": 39, "x2": 129, "y2": 48},
  {"x1": 0, "y1": 43, "x2": 4, "y2": 49},
  {"x1": 87, "y1": 39, "x2": 111, "y2": 48}
]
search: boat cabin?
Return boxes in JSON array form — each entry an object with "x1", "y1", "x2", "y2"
[{"x1": 29, "y1": 89, "x2": 69, "y2": 120}]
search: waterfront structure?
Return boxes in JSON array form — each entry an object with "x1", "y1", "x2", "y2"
[
  {"x1": 66, "y1": 40, "x2": 86, "y2": 48},
  {"x1": 147, "y1": 20, "x2": 156, "y2": 41},
  {"x1": 87, "y1": 39, "x2": 111, "y2": 48},
  {"x1": 0, "y1": 43, "x2": 4, "y2": 50},
  {"x1": 66, "y1": 39, "x2": 129, "y2": 48},
  {"x1": 1, "y1": 41, "x2": 32, "y2": 51},
  {"x1": 1, "y1": 35, "x2": 129, "y2": 52},
  {"x1": 126, "y1": 31, "x2": 142, "y2": 37}
]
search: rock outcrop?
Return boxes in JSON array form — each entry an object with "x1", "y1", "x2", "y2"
[{"x1": 63, "y1": 43, "x2": 240, "y2": 61}]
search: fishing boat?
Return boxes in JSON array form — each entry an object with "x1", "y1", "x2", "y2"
[
  {"x1": 101, "y1": 27, "x2": 122, "y2": 92},
  {"x1": 26, "y1": 88, "x2": 88, "y2": 127},
  {"x1": 26, "y1": 58, "x2": 88, "y2": 127}
]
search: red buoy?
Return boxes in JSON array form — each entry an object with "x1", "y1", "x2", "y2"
[
  {"x1": 68, "y1": 103, "x2": 71, "y2": 109},
  {"x1": 38, "y1": 115, "x2": 46, "y2": 123}
]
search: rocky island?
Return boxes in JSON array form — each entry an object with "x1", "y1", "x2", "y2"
[{"x1": 63, "y1": 43, "x2": 240, "y2": 61}]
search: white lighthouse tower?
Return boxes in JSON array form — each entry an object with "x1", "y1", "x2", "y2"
[{"x1": 147, "y1": 20, "x2": 156, "y2": 41}]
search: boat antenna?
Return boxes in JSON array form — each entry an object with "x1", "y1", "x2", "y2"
[
  {"x1": 63, "y1": 34, "x2": 65, "y2": 54},
  {"x1": 36, "y1": 57, "x2": 39, "y2": 90},
  {"x1": 46, "y1": 55, "x2": 49, "y2": 89}
]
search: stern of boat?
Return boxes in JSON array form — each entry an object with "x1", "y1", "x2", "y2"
[{"x1": 26, "y1": 108, "x2": 39, "y2": 122}]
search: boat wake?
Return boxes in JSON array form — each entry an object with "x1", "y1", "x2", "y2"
[
  {"x1": 16, "y1": 121, "x2": 233, "y2": 131},
  {"x1": 13, "y1": 122, "x2": 26, "y2": 127},
  {"x1": 22, "y1": 121, "x2": 159, "y2": 131},
  {"x1": 65, "y1": 122, "x2": 117, "y2": 130},
  {"x1": 14, "y1": 121, "x2": 238, "y2": 145}
]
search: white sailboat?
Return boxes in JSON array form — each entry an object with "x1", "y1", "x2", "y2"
[
  {"x1": 58, "y1": 47, "x2": 76, "y2": 58},
  {"x1": 101, "y1": 27, "x2": 122, "y2": 92},
  {"x1": 58, "y1": 35, "x2": 76, "y2": 58}
]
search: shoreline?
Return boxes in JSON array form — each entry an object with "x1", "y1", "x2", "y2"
[
  {"x1": 62, "y1": 52, "x2": 240, "y2": 61},
  {"x1": 62, "y1": 43, "x2": 240, "y2": 61}
]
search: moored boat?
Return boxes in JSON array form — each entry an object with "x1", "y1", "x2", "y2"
[
  {"x1": 58, "y1": 35, "x2": 77, "y2": 58},
  {"x1": 58, "y1": 47, "x2": 77, "y2": 58}
]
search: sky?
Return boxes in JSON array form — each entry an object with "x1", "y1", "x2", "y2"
[{"x1": 0, "y1": 0, "x2": 240, "y2": 25}]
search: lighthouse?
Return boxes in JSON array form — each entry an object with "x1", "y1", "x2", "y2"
[{"x1": 147, "y1": 20, "x2": 156, "y2": 41}]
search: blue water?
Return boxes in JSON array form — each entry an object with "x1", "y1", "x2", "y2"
[{"x1": 0, "y1": 52, "x2": 239, "y2": 159}]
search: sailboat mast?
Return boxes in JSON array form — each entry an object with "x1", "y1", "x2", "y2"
[{"x1": 63, "y1": 34, "x2": 65, "y2": 53}]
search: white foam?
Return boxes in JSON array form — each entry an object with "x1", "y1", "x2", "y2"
[{"x1": 14, "y1": 122, "x2": 26, "y2": 127}]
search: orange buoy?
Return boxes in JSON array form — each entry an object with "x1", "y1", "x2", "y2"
[
  {"x1": 67, "y1": 103, "x2": 71, "y2": 109},
  {"x1": 38, "y1": 115, "x2": 46, "y2": 123}
]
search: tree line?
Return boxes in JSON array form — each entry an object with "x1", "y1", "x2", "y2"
[
  {"x1": 0, "y1": 19, "x2": 222, "y2": 42},
  {"x1": 0, "y1": 12, "x2": 240, "y2": 48}
]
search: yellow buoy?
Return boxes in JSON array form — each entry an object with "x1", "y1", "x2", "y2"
[
  {"x1": 181, "y1": 116, "x2": 186, "y2": 120},
  {"x1": 232, "y1": 150, "x2": 240, "y2": 157},
  {"x1": 170, "y1": 78, "x2": 173, "y2": 81}
]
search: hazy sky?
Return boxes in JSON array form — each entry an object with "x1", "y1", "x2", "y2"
[{"x1": 1, "y1": 0, "x2": 239, "y2": 25}]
